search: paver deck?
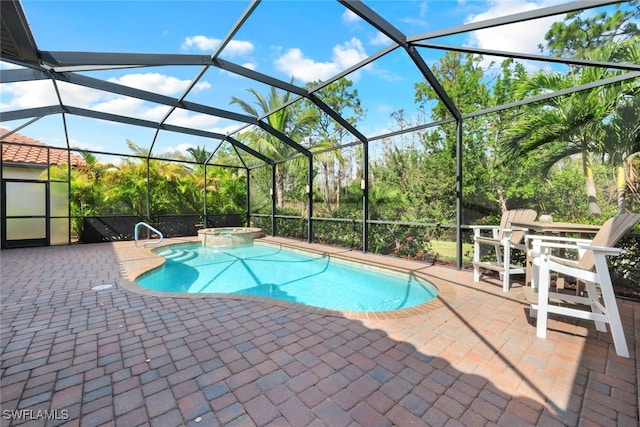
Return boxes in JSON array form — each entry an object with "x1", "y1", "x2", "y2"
[{"x1": 1, "y1": 237, "x2": 638, "y2": 426}]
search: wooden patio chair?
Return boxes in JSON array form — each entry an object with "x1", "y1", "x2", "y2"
[
  {"x1": 472, "y1": 209, "x2": 537, "y2": 292},
  {"x1": 526, "y1": 212, "x2": 640, "y2": 358}
]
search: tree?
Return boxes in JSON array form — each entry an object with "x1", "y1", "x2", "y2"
[
  {"x1": 596, "y1": 94, "x2": 640, "y2": 213},
  {"x1": 70, "y1": 151, "x2": 110, "y2": 217},
  {"x1": 305, "y1": 78, "x2": 365, "y2": 213},
  {"x1": 475, "y1": 59, "x2": 542, "y2": 213},
  {"x1": 230, "y1": 84, "x2": 316, "y2": 208},
  {"x1": 186, "y1": 146, "x2": 211, "y2": 164},
  {"x1": 543, "y1": 1, "x2": 639, "y2": 57},
  {"x1": 98, "y1": 140, "x2": 200, "y2": 215},
  {"x1": 503, "y1": 42, "x2": 639, "y2": 217},
  {"x1": 412, "y1": 52, "x2": 540, "y2": 219},
  {"x1": 413, "y1": 52, "x2": 491, "y2": 219}
]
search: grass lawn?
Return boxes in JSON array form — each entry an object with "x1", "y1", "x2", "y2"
[{"x1": 431, "y1": 240, "x2": 474, "y2": 264}]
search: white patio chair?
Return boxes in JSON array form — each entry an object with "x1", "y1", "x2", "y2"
[
  {"x1": 526, "y1": 212, "x2": 640, "y2": 358},
  {"x1": 472, "y1": 209, "x2": 537, "y2": 292}
]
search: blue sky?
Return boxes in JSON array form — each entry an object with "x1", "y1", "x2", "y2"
[{"x1": 0, "y1": 0, "x2": 625, "y2": 161}]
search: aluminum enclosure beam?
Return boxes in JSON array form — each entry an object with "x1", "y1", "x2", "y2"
[
  {"x1": 407, "y1": 45, "x2": 461, "y2": 120},
  {"x1": 213, "y1": 58, "x2": 308, "y2": 97},
  {"x1": 0, "y1": 106, "x2": 63, "y2": 122},
  {"x1": 338, "y1": 0, "x2": 407, "y2": 48},
  {"x1": 40, "y1": 51, "x2": 213, "y2": 70},
  {"x1": 414, "y1": 42, "x2": 640, "y2": 72},
  {"x1": 0, "y1": 68, "x2": 49, "y2": 83},
  {"x1": 308, "y1": 94, "x2": 368, "y2": 143},
  {"x1": 0, "y1": 0, "x2": 39, "y2": 65}
]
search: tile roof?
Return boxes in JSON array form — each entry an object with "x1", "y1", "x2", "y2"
[{"x1": 1, "y1": 128, "x2": 86, "y2": 167}]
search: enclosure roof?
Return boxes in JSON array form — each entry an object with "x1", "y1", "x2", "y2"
[{"x1": 1, "y1": 0, "x2": 638, "y2": 166}]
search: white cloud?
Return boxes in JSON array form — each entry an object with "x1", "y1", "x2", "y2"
[
  {"x1": 333, "y1": 38, "x2": 369, "y2": 69},
  {"x1": 69, "y1": 138, "x2": 105, "y2": 152},
  {"x1": 400, "y1": 17, "x2": 428, "y2": 27},
  {"x1": 342, "y1": 9, "x2": 361, "y2": 24},
  {"x1": 0, "y1": 73, "x2": 220, "y2": 132},
  {"x1": 274, "y1": 38, "x2": 369, "y2": 83},
  {"x1": 163, "y1": 143, "x2": 195, "y2": 154},
  {"x1": 108, "y1": 73, "x2": 210, "y2": 96},
  {"x1": 368, "y1": 67, "x2": 402, "y2": 82},
  {"x1": 164, "y1": 109, "x2": 222, "y2": 129},
  {"x1": 210, "y1": 122, "x2": 245, "y2": 136},
  {"x1": 464, "y1": 0, "x2": 565, "y2": 59},
  {"x1": 181, "y1": 36, "x2": 254, "y2": 57},
  {"x1": 93, "y1": 97, "x2": 174, "y2": 122},
  {"x1": 370, "y1": 31, "x2": 393, "y2": 47},
  {"x1": 241, "y1": 62, "x2": 257, "y2": 71},
  {"x1": 1, "y1": 73, "x2": 212, "y2": 116},
  {"x1": 275, "y1": 48, "x2": 338, "y2": 82},
  {"x1": 0, "y1": 81, "x2": 60, "y2": 110},
  {"x1": 418, "y1": 1, "x2": 429, "y2": 18}
]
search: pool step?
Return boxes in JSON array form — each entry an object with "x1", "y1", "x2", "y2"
[{"x1": 159, "y1": 249, "x2": 198, "y2": 263}]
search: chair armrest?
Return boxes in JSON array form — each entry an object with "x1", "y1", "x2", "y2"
[
  {"x1": 471, "y1": 225, "x2": 500, "y2": 239},
  {"x1": 529, "y1": 241, "x2": 592, "y2": 251},
  {"x1": 575, "y1": 244, "x2": 623, "y2": 255},
  {"x1": 525, "y1": 234, "x2": 592, "y2": 246},
  {"x1": 475, "y1": 236, "x2": 501, "y2": 245},
  {"x1": 527, "y1": 241, "x2": 623, "y2": 259}
]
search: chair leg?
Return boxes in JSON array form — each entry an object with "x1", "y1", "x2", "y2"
[
  {"x1": 473, "y1": 238, "x2": 480, "y2": 282},
  {"x1": 494, "y1": 243, "x2": 502, "y2": 266},
  {"x1": 535, "y1": 255, "x2": 550, "y2": 339},
  {"x1": 531, "y1": 260, "x2": 538, "y2": 290},
  {"x1": 584, "y1": 280, "x2": 607, "y2": 333},
  {"x1": 502, "y1": 243, "x2": 510, "y2": 292},
  {"x1": 594, "y1": 259, "x2": 629, "y2": 358}
]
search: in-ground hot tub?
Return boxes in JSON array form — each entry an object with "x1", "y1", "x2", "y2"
[{"x1": 198, "y1": 227, "x2": 263, "y2": 247}]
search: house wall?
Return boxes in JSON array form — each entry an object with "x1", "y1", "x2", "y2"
[{"x1": 2, "y1": 164, "x2": 46, "y2": 180}]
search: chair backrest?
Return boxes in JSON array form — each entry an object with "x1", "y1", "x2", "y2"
[
  {"x1": 578, "y1": 212, "x2": 640, "y2": 270},
  {"x1": 499, "y1": 209, "x2": 537, "y2": 244}
]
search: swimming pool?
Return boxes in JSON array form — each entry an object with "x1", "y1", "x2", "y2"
[{"x1": 137, "y1": 242, "x2": 438, "y2": 312}]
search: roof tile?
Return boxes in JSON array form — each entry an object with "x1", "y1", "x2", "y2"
[{"x1": 1, "y1": 128, "x2": 86, "y2": 167}]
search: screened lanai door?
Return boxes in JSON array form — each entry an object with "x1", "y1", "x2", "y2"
[
  {"x1": 2, "y1": 180, "x2": 48, "y2": 248},
  {"x1": 1, "y1": 179, "x2": 70, "y2": 249}
]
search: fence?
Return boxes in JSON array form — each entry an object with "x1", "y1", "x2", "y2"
[{"x1": 80, "y1": 213, "x2": 244, "y2": 243}]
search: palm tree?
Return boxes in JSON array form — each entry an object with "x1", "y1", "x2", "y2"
[
  {"x1": 502, "y1": 45, "x2": 635, "y2": 217},
  {"x1": 100, "y1": 140, "x2": 194, "y2": 215},
  {"x1": 596, "y1": 94, "x2": 640, "y2": 213},
  {"x1": 186, "y1": 146, "x2": 211, "y2": 164},
  {"x1": 231, "y1": 84, "x2": 316, "y2": 208}
]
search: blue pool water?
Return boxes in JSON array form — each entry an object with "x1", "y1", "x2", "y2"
[{"x1": 137, "y1": 242, "x2": 438, "y2": 312}]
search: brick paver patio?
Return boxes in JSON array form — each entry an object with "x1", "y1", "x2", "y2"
[{"x1": 1, "y1": 238, "x2": 638, "y2": 426}]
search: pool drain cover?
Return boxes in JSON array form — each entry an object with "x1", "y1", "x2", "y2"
[{"x1": 91, "y1": 284, "x2": 114, "y2": 291}]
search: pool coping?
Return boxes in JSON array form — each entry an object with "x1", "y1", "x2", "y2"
[{"x1": 113, "y1": 236, "x2": 456, "y2": 320}]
